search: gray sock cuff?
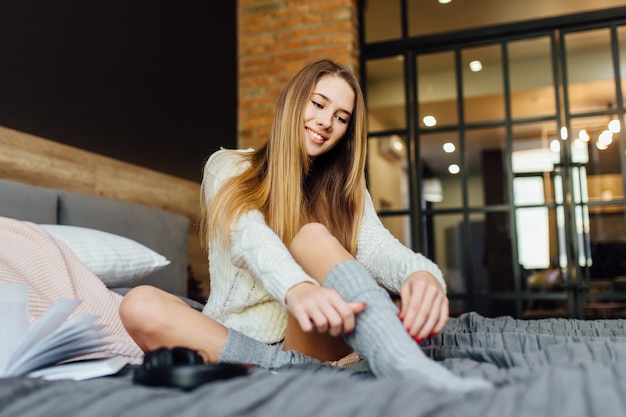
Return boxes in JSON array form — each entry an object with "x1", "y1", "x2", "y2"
[
  {"x1": 323, "y1": 260, "x2": 386, "y2": 303},
  {"x1": 218, "y1": 328, "x2": 257, "y2": 364},
  {"x1": 219, "y1": 328, "x2": 316, "y2": 368}
]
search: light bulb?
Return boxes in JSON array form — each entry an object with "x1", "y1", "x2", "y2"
[
  {"x1": 469, "y1": 60, "x2": 482, "y2": 72},
  {"x1": 423, "y1": 115, "x2": 437, "y2": 127},
  {"x1": 443, "y1": 142, "x2": 455, "y2": 153},
  {"x1": 609, "y1": 119, "x2": 621, "y2": 133}
]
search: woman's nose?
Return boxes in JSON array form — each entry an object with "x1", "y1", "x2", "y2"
[{"x1": 317, "y1": 111, "x2": 332, "y2": 129}]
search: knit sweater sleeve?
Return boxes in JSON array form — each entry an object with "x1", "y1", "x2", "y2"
[
  {"x1": 355, "y1": 191, "x2": 446, "y2": 294},
  {"x1": 203, "y1": 149, "x2": 319, "y2": 307},
  {"x1": 228, "y1": 210, "x2": 319, "y2": 306}
]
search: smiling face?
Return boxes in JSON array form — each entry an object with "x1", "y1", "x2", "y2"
[{"x1": 303, "y1": 75, "x2": 355, "y2": 159}]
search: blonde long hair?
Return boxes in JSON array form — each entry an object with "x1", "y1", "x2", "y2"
[{"x1": 202, "y1": 59, "x2": 367, "y2": 255}]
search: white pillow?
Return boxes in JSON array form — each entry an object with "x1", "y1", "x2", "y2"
[{"x1": 40, "y1": 224, "x2": 170, "y2": 287}]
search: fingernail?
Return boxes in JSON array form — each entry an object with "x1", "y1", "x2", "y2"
[
  {"x1": 429, "y1": 333, "x2": 436, "y2": 339},
  {"x1": 415, "y1": 337, "x2": 424, "y2": 344}
]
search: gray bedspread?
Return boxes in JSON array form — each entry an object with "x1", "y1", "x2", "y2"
[{"x1": 2, "y1": 312, "x2": 626, "y2": 417}]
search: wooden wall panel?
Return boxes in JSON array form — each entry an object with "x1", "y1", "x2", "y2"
[{"x1": 0, "y1": 125, "x2": 209, "y2": 300}]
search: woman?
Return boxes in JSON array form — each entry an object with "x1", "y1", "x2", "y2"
[{"x1": 119, "y1": 59, "x2": 490, "y2": 392}]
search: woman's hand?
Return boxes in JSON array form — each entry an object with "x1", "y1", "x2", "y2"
[
  {"x1": 285, "y1": 282, "x2": 366, "y2": 337},
  {"x1": 398, "y1": 271, "x2": 449, "y2": 342}
]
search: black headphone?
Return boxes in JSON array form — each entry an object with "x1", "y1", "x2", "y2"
[{"x1": 133, "y1": 347, "x2": 248, "y2": 390}]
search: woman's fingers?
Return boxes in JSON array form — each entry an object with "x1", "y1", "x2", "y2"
[
  {"x1": 319, "y1": 297, "x2": 365, "y2": 337},
  {"x1": 287, "y1": 284, "x2": 365, "y2": 337},
  {"x1": 407, "y1": 285, "x2": 436, "y2": 338},
  {"x1": 398, "y1": 272, "x2": 449, "y2": 340},
  {"x1": 348, "y1": 301, "x2": 367, "y2": 314}
]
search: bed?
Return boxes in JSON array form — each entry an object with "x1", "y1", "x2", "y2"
[{"x1": 2, "y1": 178, "x2": 626, "y2": 417}]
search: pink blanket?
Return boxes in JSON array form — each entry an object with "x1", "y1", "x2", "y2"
[{"x1": 0, "y1": 216, "x2": 144, "y2": 363}]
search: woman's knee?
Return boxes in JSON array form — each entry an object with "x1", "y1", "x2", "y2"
[
  {"x1": 289, "y1": 223, "x2": 352, "y2": 280},
  {"x1": 119, "y1": 285, "x2": 172, "y2": 334},
  {"x1": 290, "y1": 223, "x2": 335, "y2": 256}
]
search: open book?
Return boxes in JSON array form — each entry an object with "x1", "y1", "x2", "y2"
[{"x1": 0, "y1": 293, "x2": 127, "y2": 380}]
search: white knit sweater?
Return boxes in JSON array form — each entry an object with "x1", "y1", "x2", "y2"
[{"x1": 201, "y1": 149, "x2": 445, "y2": 344}]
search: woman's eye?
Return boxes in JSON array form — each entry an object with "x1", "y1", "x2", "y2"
[
  {"x1": 312, "y1": 101, "x2": 323, "y2": 108},
  {"x1": 336, "y1": 115, "x2": 347, "y2": 124}
]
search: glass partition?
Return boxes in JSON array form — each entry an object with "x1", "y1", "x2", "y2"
[
  {"x1": 362, "y1": 0, "x2": 401, "y2": 44},
  {"x1": 417, "y1": 51, "x2": 458, "y2": 127},
  {"x1": 564, "y1": 29, "x2": 616, "y2": 114},
  {"x1": 367, "y1": 135, "x2": 409, "y2": 212},
  {"x1": 366, "y1": 57, "x2": 406, "y2": 131},
  {"x1": 462, "y1": 44, "x2": 505, "y2": 123},
  {"x1": 508, "y1": 36, "x2": 556, "y2": 119}
]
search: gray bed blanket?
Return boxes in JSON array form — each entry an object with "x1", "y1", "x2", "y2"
[{"x1": 2, "y1": 312, "x2": 626, "y2": 417}]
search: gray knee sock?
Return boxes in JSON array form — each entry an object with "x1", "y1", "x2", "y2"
[
  {"x1": 323, "y1": 260, "x2": 492, "y2": 392},
  {"x1": 218, "y1": 328, "x2": 317, "y2": 369}
]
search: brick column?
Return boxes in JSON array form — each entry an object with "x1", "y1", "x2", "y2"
[{"x1": 237, "y1": 0, "x2": 359, "y2": 149}]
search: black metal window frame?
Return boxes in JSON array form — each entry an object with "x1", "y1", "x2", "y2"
[{"x1": 359, "y1": 1, "x2": 626, "y2": 318}]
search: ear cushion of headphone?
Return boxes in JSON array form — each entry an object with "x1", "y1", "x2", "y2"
[
  {"x1": 133, "y1": 347, "x2": 248, "y2": 390},
  {"x1": 170, "y1": 347, "x2": 204, "y2": 365},
  {"x1": 141, "y1": 347, "x2": 175, "y2": 370}
]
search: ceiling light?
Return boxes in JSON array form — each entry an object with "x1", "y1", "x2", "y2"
[
  {"x1": 609, "y1": 118, "x2": 621, "y2": 133},
  {"x1": 469, "y1": 60, "x2": 482, "y2": 72},
  {"x1": 578, "y1": 129, "x2": 589, "y2": 142},
  {"x1": 598, "y1": 130, "x2": 613, "y2": 148},
  {"x1": 443, "y1": 142, "x2": 455, "y2": 153},
  {"x1": 550, "y1": 139, "x2": 560, "y2": 153},
  {"x1": 560, "y1": 126, "x2": 568, "y2": 140},
  {"x1": 438, "y1": 0, "x2": 452, "y2": 3},
  {"x1": 390, "y1": 136, "x2": 404, "y2": 152},
  {"x1": 448, "y1": 164, "x2": 460, "y2": 174},
  {"x1": 423, "y1": 115, "x2": 437, "y2": 127}
]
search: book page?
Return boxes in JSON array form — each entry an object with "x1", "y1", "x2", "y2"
[
  {"x1": 2, "y1": 299, "x2": 111, "y2": 377},
  {"x1": 27, "y1": 356, "x2": 128, "y2": 381},
  {"x1": 0, "y1": 283, "x2": 29, "y2": 374}
]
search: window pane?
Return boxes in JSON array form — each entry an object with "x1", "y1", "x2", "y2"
[
  {"x1": 573, "y1": 115, "x2": 617, "y2": 178},
  {"x1": 367, "y1": 135, "x2": 409, "y2": 211},
  {"x1": 366, "y1": 57, "x2": 406, "y2": 131},
  {"x1": 417, "y1": 51, "x2": 458, "y2": 127},
  {"x1": 516, "y1": 205, "x2": 551, "y2": 270},
  {"x1": 466, "y1": 127, "x2": 508, "y2": 207},
  {"x1": 509, "y1": 36, "x2": 556, "y2": 119},
  {"x1": 462, "y1": 44, "x2": 505, "y2": 123},
  {"x1": 588, "y1": 205, "x2": 626, "y2": 278},
  {"x1": 407, "y1": 0, "x2": 626, "y2": 38},
  {"x1": 564, "y1": 29, "x2": 616, "y2": 114},
  {"x1": 512, "y1": 120, "x2": 560, "y2": 176},
  {"x1": 420, "y1": 131, "x2": 462, "y2": 209},
  {"x1": 432, "y1": 213, "x2": 465, "y2": 292},
  {"x1": 432, "y1": 211, "x2": 516, "y2": 316},
  {"x1": 363, "y1": 0, "x2": 401, "y2": 43},
  {"x1": 482, "y1": 210, "x2": 516, "y2": 295}
]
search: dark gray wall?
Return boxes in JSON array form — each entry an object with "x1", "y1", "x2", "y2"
[{"x1": 0, "y1": 1, "x2": 236, "y2": 182}]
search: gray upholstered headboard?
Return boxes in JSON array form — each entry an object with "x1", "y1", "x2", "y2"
[{"x1": 0, "y1": 178, "x2": 189, "y2": 297}]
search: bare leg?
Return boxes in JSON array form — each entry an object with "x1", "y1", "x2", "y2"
[
  {"x1": 288, "y1": 222, "x2": 353, "y2": 282},
  {"x1": 120, "y1": 285, "x2": 316, "y2": 368},
  {"x1": 119, "y1": 285, "x2": 228, "y2": 363},
  {"x1": 284, "y1": 223, "x2": 355, "y2": 361}
]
